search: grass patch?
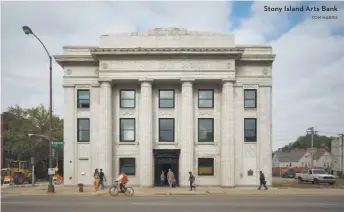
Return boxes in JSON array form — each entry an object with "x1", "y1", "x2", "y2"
[{"x1": 272, "y1": 178, "x2": 344, "y2": 189}]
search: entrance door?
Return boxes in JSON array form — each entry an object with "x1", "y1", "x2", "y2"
[{"x1": 153, "y1": 149, "x2": 180, "y2": 186}]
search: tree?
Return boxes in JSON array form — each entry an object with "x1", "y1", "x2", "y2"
[
  {"x1": 281, "y1": 134, "x2": 334, "y2": 152},
  {"x1": 3, "y1": 104, "x2": 63, "y2": 162}
]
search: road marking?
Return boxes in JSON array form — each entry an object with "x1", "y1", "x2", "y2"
[{"x1": 1, "y1": 201, "x2": 26, "y2": 204}]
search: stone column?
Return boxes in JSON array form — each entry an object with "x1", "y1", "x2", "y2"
[
  {"x1": 180, "y1": 79, "x2": 194, "y2": 186},
  {"x1": 139, "y1": 79, "x2": 153, "y2": 187},
  {"x1": 99, "y1": 80, "x2": 113, "y2": 185},
  {"x1": 220, "y1": 79, "x2": 235, "y2": 187}
]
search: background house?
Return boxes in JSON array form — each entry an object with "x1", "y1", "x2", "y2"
[{"x1": 331, "y1": 137, "x2": 344, "y2": 176}]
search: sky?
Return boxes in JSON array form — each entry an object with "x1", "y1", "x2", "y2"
[{"x1": 1, "y1": 0, "x2": 344, "y2": 150}]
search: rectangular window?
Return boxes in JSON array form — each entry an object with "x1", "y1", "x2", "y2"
[
  {"x1": 198, "y1": 158, "x2": 214, "y2": 176},
  {"x1": 77, "y1": 90, "x2": 90, "y2": 108},
  {"x1": 244, "y1": 89, "x2": 257, "y2": 108},
  {"x1": 159, "y1": 89, "x2": 175, "y2": 108},
  {"x1": 244, "y1": 118, "x2": 257, "y2": 142},
  {"x1": 198, "y1": 118, "x2": 214, "y2": 142},
  {"x1": 159, "y1": 118, "x2": 175, "y2": 142},
  {"x1": 198, "y1": 89, "x2": 214, "y2": 108},
  {"x1": 120, "y1": 90, "x2": 135, "y2": 108},
  {"x1": 120, "y1": 118, "x2": 135, "y2": 142},
  {"x1": 119, "y1": 158, "x2": 135, "y2": 176},
  {"x1": 77, "y1": 118, "x2": 90, "y2": 142}
]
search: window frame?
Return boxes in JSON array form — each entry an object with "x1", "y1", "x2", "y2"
[
  {"x1": 198, "y1": 118, "x2": 214, "y2": 142},
  {"x1": 119, "y1": 118, "x2": 136, "y2": 142},
  {"x1": 120, "y1": 89, "x2": 136, "y2": 108},
  {"x1": 119, "y1": 158, "x2": 136, "y2": 176},
  {"x1": 159, "y1": 89, "x2": 175, "y2": 108},
  {"x1": 244, "y1": 89, "x2": 257, "y2": 109},
  {"x1": 77, "y1": 89, "x2": 90, "y2": 109},
  {"x1": 198, "y1": 158, "x2": 214, "y2": 176},
  {"x1": 158, "y1": 118, "x2": 175, "y2": 142},
  {"x1": 198, "y1": 89, "x2": 214, "y2": 108},
  {"x1": 244, "y1": 118, "x2": 257, "y2": 142},
  {"x1": 77, "y1": 118, "x2": 90, "y2": 142}
]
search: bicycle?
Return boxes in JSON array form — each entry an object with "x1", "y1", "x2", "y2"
[{"x1": 109, "y1": 181, "x2": 134, "y2": 197}]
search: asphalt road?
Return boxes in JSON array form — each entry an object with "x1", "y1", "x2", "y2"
[{"x1": 1, "y1": 194, "x2": 344, "y2": 212}]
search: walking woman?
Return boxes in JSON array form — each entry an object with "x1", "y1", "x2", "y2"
[{"x1": 94, "y1": 168, "x2": 100, "y2": 191}]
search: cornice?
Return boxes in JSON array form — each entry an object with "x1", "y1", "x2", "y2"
[
  {"x1": 239, "y1": 54, "x2": 276, "y2": 62},
  {"x1": 89, "y1": 47, "x2": 244, "y2": 55},
  {"x1": 53, "y1": 55, "x2": 97, "y2": 67}
]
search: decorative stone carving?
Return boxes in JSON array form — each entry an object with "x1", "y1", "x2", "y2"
[
  {"x1": 108, "y1": 60, "x2": 234, "y2": 71},
  {"x1": 76, "y1": 85, "x2": 91, "y2": 89},
  {"x1": 159, "y1": 111, "x2": 174, "y2": 117},
  {"x1": 101, "y1": 62, "x2": 108, "y2": 70},
  {"x1": 244, "y1": 144, "x2": 257, "y2": 158},
  {"x1": 120, "y1": 110, "x2": 135, "y2": 116},
  {"x1": 94, "y1": 69, "x2": 99, "y2": 75},
  {"x1": 262, "y1": 68, "x2": 268, "y2": 76},
  {"x1": 198, "y1": 110, "x2": 213, "y2": 116},
  {"x1": 243, "y1": 84, "x2": 259, "y2": 89},
  {"x1": 67, "y1": 69, "x2": 72, "y2": 75}
]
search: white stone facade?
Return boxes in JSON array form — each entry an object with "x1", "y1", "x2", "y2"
[{"x1": 55, "y1": 28, "x2": 275, "y2": 187}]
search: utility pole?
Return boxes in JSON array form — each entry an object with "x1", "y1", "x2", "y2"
[
  {"x1": 307, "y1": 127, "x2": 317, "y2": 168},
  {"x1": 339, "y1": 134, "x2": 344, "y2": 177}
]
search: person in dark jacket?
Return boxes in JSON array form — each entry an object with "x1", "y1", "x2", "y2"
[
  {"x1": 258, "y1": 171, "x2": 268, "y2": 190},
  {"x1": 99, "y1": 169, "x2": 107, "y2": 189},
  {"x1": 189, "y1": 171, "x2": 196, "y2": 191}
]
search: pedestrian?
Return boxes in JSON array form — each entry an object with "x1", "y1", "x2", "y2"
[
  {"x1": 258, "y1": 171, "x2": 268, "y2": 190},
  {"x1": 160, "y1": 170, "x2": 166, "y2": 187},
  {"x1": 188, "y1": 171, "x2": 196, "y2": 191},
  {"x1": 99, "y1": 168, "x2": 107, "y2": 189},
  {"x1": 167, "y1": 169, "x2": 175, "y2": 187},
  {"x1": 93, "y1": 169, "x2": 100, "y2": 191}
]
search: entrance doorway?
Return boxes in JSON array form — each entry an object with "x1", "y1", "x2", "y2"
[{"x1": 153, "y1": 149, "x2": 180, "y2": 186}]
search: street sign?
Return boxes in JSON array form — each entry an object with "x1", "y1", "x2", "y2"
[
  {"x1": 52, "y1": 141, "x2": 64, "y2": 148},
  {"x1": 48, "y1": 168, "x2": 55, "y2": 175}
]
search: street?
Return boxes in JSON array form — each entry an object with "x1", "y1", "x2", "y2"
[{"x1": 1, "y1": 194, "x2": 344, "y2": 212}]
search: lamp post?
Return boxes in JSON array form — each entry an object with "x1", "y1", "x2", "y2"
[{"x1": 23, "y1": 26, "x2": 54, "y2": 193}]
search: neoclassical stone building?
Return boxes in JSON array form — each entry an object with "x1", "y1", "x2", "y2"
[{"x1": 54, "y1": 28, "x2": 275, "y2": 187}]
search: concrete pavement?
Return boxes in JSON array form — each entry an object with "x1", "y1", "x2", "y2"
[{"x1": 2, "y1": 195, "x2": 344, "y2": 212}]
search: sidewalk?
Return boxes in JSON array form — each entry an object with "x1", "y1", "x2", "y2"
[{"x1": 2, "y1": 185, "x2": 344, "y2": 197}]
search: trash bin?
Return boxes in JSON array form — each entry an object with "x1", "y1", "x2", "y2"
[{"x1": 78, "y1": 183, "x2": 84, "y2": 192}]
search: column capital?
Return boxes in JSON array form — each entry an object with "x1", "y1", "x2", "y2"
[
  {"x1": 139, "y1": 78, "x2": 153, "y2": 87},
  {"x1": 221, "y1": 78, "x2": 235, "y2": 86},
  {"x1": 98, "y1": 78, "x2": 113, "y2": 87},
  {"x1": 180, "y1": 78, "x2": 195, "y2": 83}
]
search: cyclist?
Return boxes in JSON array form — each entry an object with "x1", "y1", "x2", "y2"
[{"x1": 115, "y1": 172, "x2": 128, "y2": 192}]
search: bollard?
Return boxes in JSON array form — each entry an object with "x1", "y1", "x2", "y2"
[{"x1": 78, "y1": 183, "x2": 84, "y2": 192}]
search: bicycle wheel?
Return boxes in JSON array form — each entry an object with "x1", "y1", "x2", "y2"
[
  {"x1": 109, "y1": 186, "x2": 120, "y2": 196},
  {"x1": 124, "y1": 187, "x2": 134, "y2": 197}
]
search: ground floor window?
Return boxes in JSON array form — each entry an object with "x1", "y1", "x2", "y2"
[
  {"x1": 198, "y1": 158, "x2": 214, "y2": 176},
  {"x1": 119, "y1": 158, "x2": 135, "y2": 176}
]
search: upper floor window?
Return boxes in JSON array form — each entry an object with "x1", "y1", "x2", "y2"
[
  {"x1": 244, "y1": 89, "x2": 257, "y2": 108},
  {"x1": 120, "y1": 90, "x2": 135, "y2": 108},
  {"x1": 77, "y1": 90, "x2": 90, "y2": 108},
  {"x1": 159, "y1": 90, "x2": 175, "y2": 108},
  {"x1": 120, "y1": 118, "x2": 135, "y2": 142},
  {"x1": 198, "y1": 89, "x2": 214, "y2": 108},
  {"x1": 159, "y1": 118, "x2": 175, "y2": 142},
  {"x1": 244, "y1": 118, "x2": 257, "y2": 142},
  {"x1": 198, "y1": 118, "x2": 214, "y2": 142},
  {"x1": 77, "y1": 118, "x2": 90, "y2": 142}
]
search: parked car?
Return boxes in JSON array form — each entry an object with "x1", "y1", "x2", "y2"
[
  {"x1": 281, "y1": 170, "x2": 295, "y2": 178},
  {"x1": 297, "y1": 168, "x2": 336, "y2": 185}
]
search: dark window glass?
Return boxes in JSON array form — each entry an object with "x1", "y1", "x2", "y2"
[
  {"x1": 198, "y1": 90, "x2": 214, "y2": 108},
  {"x1": 120, "y1": 118, "x2": 135, "y2": 142},
  {"x1": 77, "y1": 90, "x2": 90, "y2": 108},
  {"x1": 244, "y1": 89, "x2": 257, "y2": 108},
  {"x1": 244, "y1": 118, "x2": 257, "y2": 142},
  {"x1": 159, "y1": 118, "x2": 174, "y2": 142},
  {"x1": 198, "y1": 118, "x2": 214, "y2": 142},
  {"x1": 159, "y1": 90, "x2": 175, "y2": 108},
  {"x1": 198, "y1": 158, "x2": 214, "y2": 176},
  {"x1": 77, "y1": 118, "x2": 90, "y2": 142},
  {"x1": 119, "y1": 158, "x2": 135, "y2": 175},
  {"x1": 120, "y1": 90, "x2": 135, "y2": 108}
]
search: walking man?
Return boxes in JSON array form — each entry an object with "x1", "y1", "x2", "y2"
[
  {"x1": 99, "y1": 169, "x2": 107, "y2": 189},
  {"x1": 167, "y1": 169, "x2": 175, "y2": 187},
  {"x1": 258, "y1": 171, "x2": 268, "y2": 190},
  {"x1": 189, "y1": 171, "x2": 196, "y2": 191}
]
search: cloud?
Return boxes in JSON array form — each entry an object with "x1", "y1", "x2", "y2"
[{"x1": 1, "y1": 1, "x2": 343, "y2": 149}]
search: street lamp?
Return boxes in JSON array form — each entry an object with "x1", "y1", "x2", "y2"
[{"x1": 23, "y1": 26, "x2": 54, "y2": 193}]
